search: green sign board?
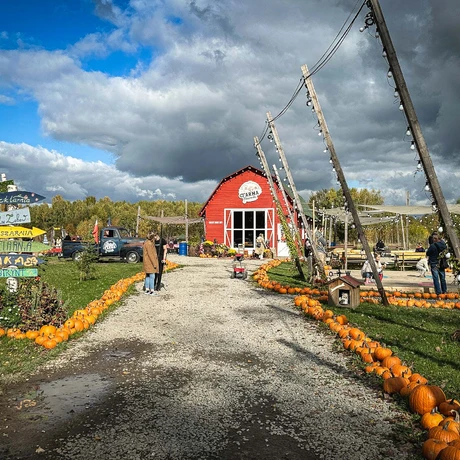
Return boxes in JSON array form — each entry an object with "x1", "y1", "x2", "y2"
[
  {"x1": 0, "y1": 240, "x2": 50, "y2": 253},
  {"x1": 0, "y1": 268, "x2": 38, "y2": 278}
]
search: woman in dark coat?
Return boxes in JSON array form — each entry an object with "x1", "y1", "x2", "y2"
[{"x1": 143, "y1": 233, "x2": 159, "y2": 295}]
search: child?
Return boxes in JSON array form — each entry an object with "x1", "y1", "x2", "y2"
[
  {"x1": 416, "y1": 257, "x2": 429, "y2": 277},
  {"x1": 361, "y1": 254, "x2": 385, "y2": 284}
]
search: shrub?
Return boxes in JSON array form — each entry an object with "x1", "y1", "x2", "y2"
[{"x1": 0, "y1": 277, "x2": 68, "y2": 330}]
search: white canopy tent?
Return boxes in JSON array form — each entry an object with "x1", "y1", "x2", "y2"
[{"x1": 316, "y1": 203, "x2": 460, "y2": 269}]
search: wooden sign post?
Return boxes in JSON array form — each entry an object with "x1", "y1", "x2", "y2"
[
  {"x1": 0, "y1": 208, "x2": 31, "y2": 225},
  {"x1": 0, "y1": 254, "x2": 44, "y2": 267},
  {"x1": 0, "y1": 226, "x2": 46, "y2": 239},
  {"x1": 0, "y1": 187, "x2": 46, "y2": 291},
  {"x1": 0, "y1": 191, "x2": 46, "y2": 205},
  {"x1": 0, "y1": 267, "x2": 38, "y2": 278}
]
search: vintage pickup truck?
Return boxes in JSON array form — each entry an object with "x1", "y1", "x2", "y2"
[{"x1": 60, "y1": 226, "x2": 145, "y2": 263}]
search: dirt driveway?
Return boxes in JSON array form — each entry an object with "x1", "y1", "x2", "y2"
[{"x1": 0, "y1": 256, "x2": 418, "y2": 459}]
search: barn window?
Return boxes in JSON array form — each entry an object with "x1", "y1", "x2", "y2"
[{"x1": 231, "y1": 210, "x2": 266, "y2": 248}]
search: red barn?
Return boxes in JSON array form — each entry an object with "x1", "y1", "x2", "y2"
[{"x1": 199, "y1": 165, "x2": 309, "y2": 257}]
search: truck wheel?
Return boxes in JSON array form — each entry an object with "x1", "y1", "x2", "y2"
[
  {"x1": 126, "y1": 251, "x2": 140, "y2": 264},
  {"x1": 72, "y1": 251, "x2": 83, "y2": 262}
]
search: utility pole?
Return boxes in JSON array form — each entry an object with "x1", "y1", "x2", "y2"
[
  {"x1": 254, "y1": 137, "x2": 305, "y2": 280},
  {"x1": 367, "y1": 0, "x2": 460, "y2": 260},
  {"x1": 266, "y1": 112, "x2": 326, "y2": 279},
  {"x1": 301, "y1": 64, "x2": 388, "y2": 305}
]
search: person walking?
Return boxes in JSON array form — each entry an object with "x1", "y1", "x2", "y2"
[
  {"x1": 143, "y1": 232, "x2": 159, "y2": 295},
  {"x1": 426, "y1": 234, "x2": 447, "y2": 295},
  {"x1": 154, "y1": 232, "x2": 168, "y2": 291}
]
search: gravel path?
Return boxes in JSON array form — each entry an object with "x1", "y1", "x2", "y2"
[{"x1": 1, "y1": 255, "x2": 418, "y2": 459}]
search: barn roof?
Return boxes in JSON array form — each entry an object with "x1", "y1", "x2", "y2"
[
  {"x1": 199, "y1": 165, "x2": 312, "y2": 218},
  {"x1": 328, "y1": 275, "x2": 362, "y2": 288}
]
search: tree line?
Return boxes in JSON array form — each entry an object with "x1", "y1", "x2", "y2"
[
  {"x1": 29, "y1": 196, "x2": 205, "y2": 244},
  {"x1": 27, "y1": 188, "x2": 460, "y2": 250}
]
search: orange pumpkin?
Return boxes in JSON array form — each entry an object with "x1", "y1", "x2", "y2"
[
  {"x1": 421, "y1": 408, "x2": 445, "y2": 430},
  {"x1": 422, "y1": 439, "x2": 449, "y2": 460},
  {"x1": 381, "y1": 355, "x2": 401, "y2": 369},
  {"x1": 383, "y1": 376, "x2": 409, "y2": 395},
  {"x1": 373, "y1": 347, "x2": 393, "y2": 362},
  {"x1": 428, "y1": 424, "x2": 460, "y2": 443},
  {"x1": 400, "y1": 381, "x2": 420, "y2": 398},
  {"x1": 439, "y1": 400, "x2": 460, "y2": 417},
  {"x1": 409, "y1": 385, "x2": 447, "y2": 415},
  {"x1": 409, "y1": 373, "x2": 428, "y2": 385},
  {"x1": 438, "y1": 446, "x2": 460, "y2": 460}
]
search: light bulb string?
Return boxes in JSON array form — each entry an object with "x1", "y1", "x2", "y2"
[{"x1": 256, "y1": 0, "x2": 366, "y2": 143}]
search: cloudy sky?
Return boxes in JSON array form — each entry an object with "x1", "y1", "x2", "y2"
[{"x1": 0, "y1": 0, "x2": 459, "y2": 206}]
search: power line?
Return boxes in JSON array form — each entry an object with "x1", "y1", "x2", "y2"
[{"x1": 258, "y1": 0, "x2": 366, "y2": 141}]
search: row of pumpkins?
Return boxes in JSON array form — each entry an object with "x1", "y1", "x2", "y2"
[
  {"x1": 0, "y1": 261, "x2": 179, "y2": 348},
  {"x1": 253, "y1": 260, "x2": 460, "y2": 460},
  {"x1": 252, "y1": 260, "x2": 460, "y2": 308}
]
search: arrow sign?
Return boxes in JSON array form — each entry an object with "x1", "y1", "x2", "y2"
[
  {"x1": 0, "y1": 254, "x2": 45, "y2": 267},
  {"x1": 0, "y1": 191, "x2": 46, "y2": 205},
  {"x1": 0, "y1": 268, "x2": 38, "y2": 278},
  {"x1": 0, "y1": 208, "x2": 31, "y2": 225},
  {"x1": 0, "y1": 226, "x2": 46, "y2": 239},
  {"x1": 0, "y1": 240, "x2": 50, "y2": 253}
]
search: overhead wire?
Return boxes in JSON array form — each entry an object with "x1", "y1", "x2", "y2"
[{"x1": 258, "y1": 0, "x2": 367, "y2": 142}]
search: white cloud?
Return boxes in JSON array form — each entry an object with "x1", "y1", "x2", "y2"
[
  {"x1": 0, "y1": 0, "x2": 459, "y2": 206},
  {"x1": 0, "y1": 141, "x2": 216, "y2": 203}
]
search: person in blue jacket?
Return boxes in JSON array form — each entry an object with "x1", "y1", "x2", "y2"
[{"x1": 426, "y1": 234, "x2": 447, "y2": 295}]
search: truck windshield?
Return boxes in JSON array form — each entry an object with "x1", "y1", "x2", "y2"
[{"x1": 118, "y1": 228, "x2": 131, "y2": 238}]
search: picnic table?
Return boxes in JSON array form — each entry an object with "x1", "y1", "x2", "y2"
[{"x1": 391, "y1": 251, "x2": 425, "y2": 270}]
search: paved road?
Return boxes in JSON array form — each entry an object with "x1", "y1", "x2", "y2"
[{"x1": 1, "y1": 256, "x2": 418, "y2": 459}]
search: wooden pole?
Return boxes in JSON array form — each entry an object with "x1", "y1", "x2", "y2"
[
  {"x1": 368, "y1": 0, "x2": 460, "y2": 260},
  {"x1": 254, "y1": 138, "x2": 305, "y2": 280},
  {"x1": 266, "y1": 112, "x2": 325, "y2": 279},
  {"x1": 136, "y1": 205, "x2": 140, "y2": 237},
  {"x1": 272, "y1": 164, "x2": 303, "y2": 251},
  {"x1": 185, "y1": 199, "x2": 188, "y2": 242},
  {"x1": 255, "y1": 137, "x2": 301, "y2": 249},
  {"x1": 406, "y1": 191, "x2": 410, "y2": 250},
  {"x1": 302, "y1": 64, "x2": 388, "y2": 305},
  {"x1": 344, "y1": 211, "x2": 349, "y2": 271},
  {"x1": 400, "y1": 215, "x2": 406, "y2": 250},
  {"x1": 312, "y1": 200, "x2": 316, "y2": 243}
]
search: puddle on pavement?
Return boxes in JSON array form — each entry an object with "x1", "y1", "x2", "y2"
[
  {"x1": 103, "y1": 350, "x2": 132, "y2": 360},
  {"x1": 30, "y1": 373, "x2": 111, "y2": 421}
]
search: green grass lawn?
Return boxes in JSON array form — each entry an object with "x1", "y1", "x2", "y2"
[
  {"x1": 0, "y1": 257, "x2": 143, "y2": 387},
  {"x1": 264, "y1": 261, "x2": 460, "y2": 399}
]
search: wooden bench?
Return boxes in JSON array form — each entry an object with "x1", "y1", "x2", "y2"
[
  {"x1": 330, "y1": 249, "x2": 367, "y2": 268},
  {"x1": 392, "y1": 251, "x2": 425, "y2": 271}
]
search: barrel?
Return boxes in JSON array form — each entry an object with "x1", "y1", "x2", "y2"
[{"x1": 178, "y1": 241, "x2": 188, "y2": 256}]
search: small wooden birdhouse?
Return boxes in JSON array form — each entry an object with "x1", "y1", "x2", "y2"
[{"x1": 328, "y1": 275, "x2": 362, "y2": 308}]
